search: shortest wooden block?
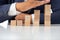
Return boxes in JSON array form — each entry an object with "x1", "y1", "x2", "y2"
[
  {"x1": 17, "y1": 20, "x2": 23, "y2": 26},
  {"x1": 10, "y1": 20, "x2": 16, "y2": 26},
  {"x1": 24, "y1": 15, "x2": 31, "y2": 26}
]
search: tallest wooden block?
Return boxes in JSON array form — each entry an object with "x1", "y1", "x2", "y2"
[{"x1": 44, "y1": 4, "x2": 51, "y2": 26}]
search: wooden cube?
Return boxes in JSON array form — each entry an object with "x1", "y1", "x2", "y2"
[
  {"x1": 17, "y1": 20, "x2": 23, "y2": 26},
  {"x1": 10, "y1": 20, "x2": 17, "y2": 26}
]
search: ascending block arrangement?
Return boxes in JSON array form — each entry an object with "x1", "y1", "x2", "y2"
[
  {"x1": 33, "y1": 10, "x2": 40, "y2": 26},
  {"x1": 24, "y1": 15, "x2": 31, "y2": 26},
  {"x1": 10, "y1": 20, "x2": 16, "y2": 26},
  {"x1": 10, "y1": 4, "x2": 51, "y2": 26},
  {"x1": 17, "y1": 20, "x2": 23, "y2": 26},
  {"x1": 44, "y1": 5, "x2": 51, "y2": 26}
]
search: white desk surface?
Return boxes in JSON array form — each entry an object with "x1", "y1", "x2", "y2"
[{"x1": 0, "y1": 25, "x2": 60, "y2": 40}]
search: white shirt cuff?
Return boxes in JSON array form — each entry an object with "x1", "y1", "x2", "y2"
[
  {"x1": 31, "y1": 14, "x2": 34, "y2": 23},
  {"x1": 8, "y1": 3, "x2": 21, "y2": 16},
  {"x1": 50, "y1": 9, "x2": 53, "y2": 13}
]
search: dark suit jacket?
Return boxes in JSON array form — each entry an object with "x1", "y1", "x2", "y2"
[{"x1": 0, "y1": 0, "x2": 60, "y2": 24}]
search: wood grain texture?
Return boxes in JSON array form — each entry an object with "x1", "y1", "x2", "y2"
[
  {"x1": 33, "y1": 10, "x2": 40, "y2": 26},
  {"x1": 24, "y1": 15, "x2": 31, "y2": 26},
  {"x1": 10, "y1": 20, "x2": 17, "y2": 26},
  {"x1": 17, "y1": 20, "x2": 23, "y2": 26},
  {"x1": 44, "y1": 4, "x2": 51, "y2": 26}
]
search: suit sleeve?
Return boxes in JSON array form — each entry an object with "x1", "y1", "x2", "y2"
[{"x1": 0, "y1": 4, "x2": 15, "y2": 23}]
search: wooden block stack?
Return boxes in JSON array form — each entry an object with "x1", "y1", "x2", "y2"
[
  {"x1": 33, "y1": 10, "x2": 40, "y2": 26},
  {"x1": 10, "y1": 20, "x2": 16, "y2": 26},
  {"x1": 24, "y1": 15, "x2": 31, "y2": 26},
  {"x1": 10, "y1": 4, "x2": 51, "y2": 26},
  {"x1": 17, "y1": 20, "x2": 23, "y2": 26},
  {"x1": 44, "y1": 4, "x2": 51, "y2": 26}
]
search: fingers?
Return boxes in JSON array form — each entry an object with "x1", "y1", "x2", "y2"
[
  {"x1": 43, "y1": 0, "x2": 50, "y2": 3},
  {"x1": 15, "y1": 13, "x2": 31, "y2": 20},
  {"x1": 16, "y1": 1, "x2": 46, "y2": 12},
  {"x1": 15, "y1": 13, "x2": 25, "y2": 20},
  {"x1": 29, "y1": 1, "x2": 45, "y2": 8}
]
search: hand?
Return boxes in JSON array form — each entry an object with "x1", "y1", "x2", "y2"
[
  {"x1": 27, "y1": 0, "x2": 50, "y2": 3},
  {"x1": 16, "y1": 1, "x2": 45, "y2": 12},
  {"x1": 15, "y1": 13, "x2": 32, "y2": 21},
  {"x1": 15, "y1": 13, "x2": 32, "y2": 24}
]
